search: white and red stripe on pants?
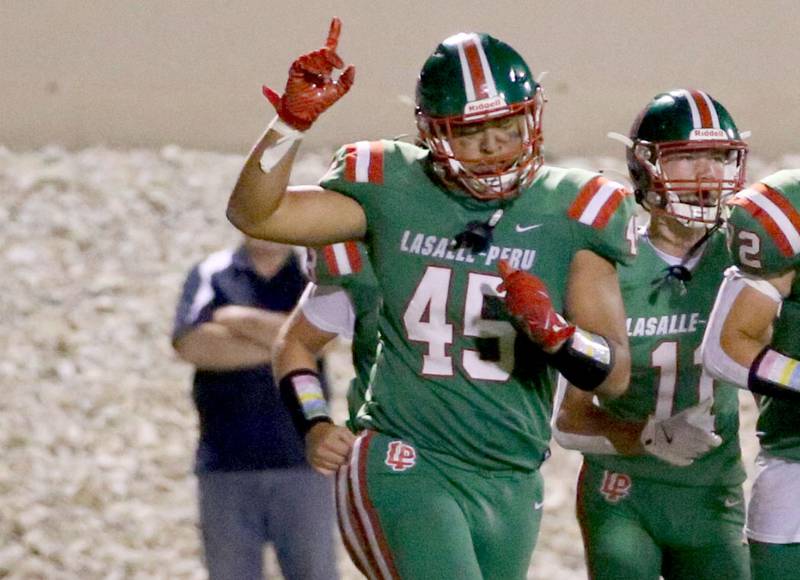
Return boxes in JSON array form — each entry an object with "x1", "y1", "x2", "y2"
[{"x1": 335, "y1": 431, "x2": 400, "y2": 580}]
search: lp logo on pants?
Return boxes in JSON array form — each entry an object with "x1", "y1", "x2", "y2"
[
  {"x1": 600, "y1": 470, "x2": 631, "y2": 503},
  {"x1": 385, "y1": 441, "x2": 417, "y2": 472}
]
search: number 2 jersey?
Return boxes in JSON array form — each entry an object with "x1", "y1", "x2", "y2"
[
  {"x1": 589, "y1": 228, "x2": 745, "y2": 486},
  {"x1": 319, "y1": 139, "x2": 637, "y2": 472},
  {"x1": 727, "y1": 169, "x2": 800, "y2": 460}
]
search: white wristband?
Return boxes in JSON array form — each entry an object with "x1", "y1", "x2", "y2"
[
  {"x1": 260, "y1": 116, "x2": 305, "y2": 173},
  {"x1": 268, "y1": 115, "x2": 305, "y2": 139}
]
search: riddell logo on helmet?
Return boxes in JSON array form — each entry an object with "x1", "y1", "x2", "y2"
[
  {"x1": 690, "y1": 128, "x2": 727, "y2": 140},
  {"x1": 464, "y1": 96, "x2": 507, "y2": 116}
]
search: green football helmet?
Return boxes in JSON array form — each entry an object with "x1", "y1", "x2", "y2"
[
  {"x1": 415, "y1": 32, "x2": 544, "y2": 200},
  {"x1": 627, "y1": 89, "x2": 748, "y2": 228}
]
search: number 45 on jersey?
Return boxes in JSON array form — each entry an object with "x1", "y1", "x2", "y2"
[{"x1": 403, "y1": 266, "x2": 515, "y2": 382}]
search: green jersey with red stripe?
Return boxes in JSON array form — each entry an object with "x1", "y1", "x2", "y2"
[
  {"x1": 727, "y1": 169, "x2": 800, "y2": 459},
  {"x1": 309, "y1": 241, "x2": 379, "y2": 426},
  {"x1": 587, "y1": 229, "x2": 745, "y2": 486},
  {"x1": 319, "y1": 138, "x2": 637, "y2": 471}
]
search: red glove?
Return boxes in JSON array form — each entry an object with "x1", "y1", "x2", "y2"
[
  {"x1": 498, "y1": 260, "x2": 575, "y2": 351},
  {"x1": 263, "y1": 17, "x2": 355, "y2": 131}
]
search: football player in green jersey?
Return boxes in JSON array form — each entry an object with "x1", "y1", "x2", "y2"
[
  {"x1": 554, "y1": 89, "x2": 751, "y2": 579},
  {"x1": 274, "y1": 241, "x2": 378, "y2": 474},
  {"x1": 227, "y1": 18, "x2": 637, "y2": 578},
  {"x1": 702, "y1": 169, "x2": 800, "y2": 580}
]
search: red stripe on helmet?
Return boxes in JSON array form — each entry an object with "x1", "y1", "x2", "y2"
[
  {"x1": 463, "y1": 38, "x2": 489, "y2": 100},
  {"x1": 729, "y1": 195, "x2": 794, "y2": 257},
  {"x1": 690, "y1": 90, "x2": 714, "y2": 128}
]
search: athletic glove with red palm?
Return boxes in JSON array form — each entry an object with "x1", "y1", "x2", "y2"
[
  {"x1": 262, "y1": 17, "x2": 355, "y2": 131},
  {"x1": 498, "y1": 259, "x2": 575, "y2": 351}
]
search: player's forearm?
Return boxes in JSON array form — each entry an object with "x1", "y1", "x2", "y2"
[
  {"x1": 721, "y1": 320, "x2": 800, "y2": 400},
  {"x1": 174, "y1": 324, "x2": 271, "y2": 370},
  {"x1": 594, "y1": 338, "x2": 630, "y2": 400},
  {"x1": 272, "y1": 312, "x2": 335, "y2": 380},
  {"x1": 553, "y1": 249, "x2": 631, "y2": 399},
  {"x1": 273, "y1": 336, "x2": 321, "y2": 383},
  {"x1": 227, "y1": 125, "x2": 302, "y2": 239},
  {"x1": 592, "y1": 409, "x2": 643, "y2": 455},
  {"x1": 720, "y1": 328, "x2": 769, "y2": 372},
  {"x1": 719, "y1": 287, "x2": 777, "y2": 371},
  {"x1": 703, "y1": 271, "x2": 783, "y2": 389},
  {"x1": 556, "y1": 400, "x2": 642, "y2": 455}
]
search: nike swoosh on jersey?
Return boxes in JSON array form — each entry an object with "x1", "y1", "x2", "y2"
[
  {"x1": 724, "y1": 498, "x2": 742, "y2": 508},
  {"x1": 534, "y1": 501, "x2": 545, "y2": 510},
  {"x1": 515, "y1": 223, "x2": 544, "y2": 233}
]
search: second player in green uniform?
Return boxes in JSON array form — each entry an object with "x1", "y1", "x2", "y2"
[{"x1": 555, "y1": 89, "x2": 750, "y2": 579}]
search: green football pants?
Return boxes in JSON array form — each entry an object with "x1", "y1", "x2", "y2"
[
  {"x1": 576, "y1": 460, "x2": 750, "y2": 580},
  {"x1": 336, "y1": 430, "x2": 544, "y2": 580}
]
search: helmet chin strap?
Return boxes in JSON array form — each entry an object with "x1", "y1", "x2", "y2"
[{"x1": 650, "y1": 216, "x2": 721, "y2": 297}]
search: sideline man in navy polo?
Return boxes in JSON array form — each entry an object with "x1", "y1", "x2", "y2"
[{"x1": 172, "y1": 236, "x2": 338, "y2": 580}]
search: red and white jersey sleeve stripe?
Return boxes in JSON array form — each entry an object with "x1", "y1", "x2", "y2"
[
  {"x1": 322, "y1": 241, "x2": 363, "y2": 277},
  {"x1": 730, "y1": 183, "x2": 800, "y2": 257},
  {"x1": 567, "y1": 177, "x2": 628, "y2": 228},
  {"x1": 344, "y1": 141, "x2": 385, "y2": 184}
]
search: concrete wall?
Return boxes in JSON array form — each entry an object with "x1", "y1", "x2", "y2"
[{"x1": 4, "y1": 0, "x2": 799, "y2": 159}]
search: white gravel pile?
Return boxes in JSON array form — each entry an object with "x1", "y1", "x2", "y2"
[{"x1": 0, "y1": 144, "x2": 767, "y2": 579}]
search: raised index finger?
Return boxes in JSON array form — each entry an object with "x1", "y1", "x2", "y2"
[{"x1": 325, "y1": 17, "x2": 342, "y2": 51}]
